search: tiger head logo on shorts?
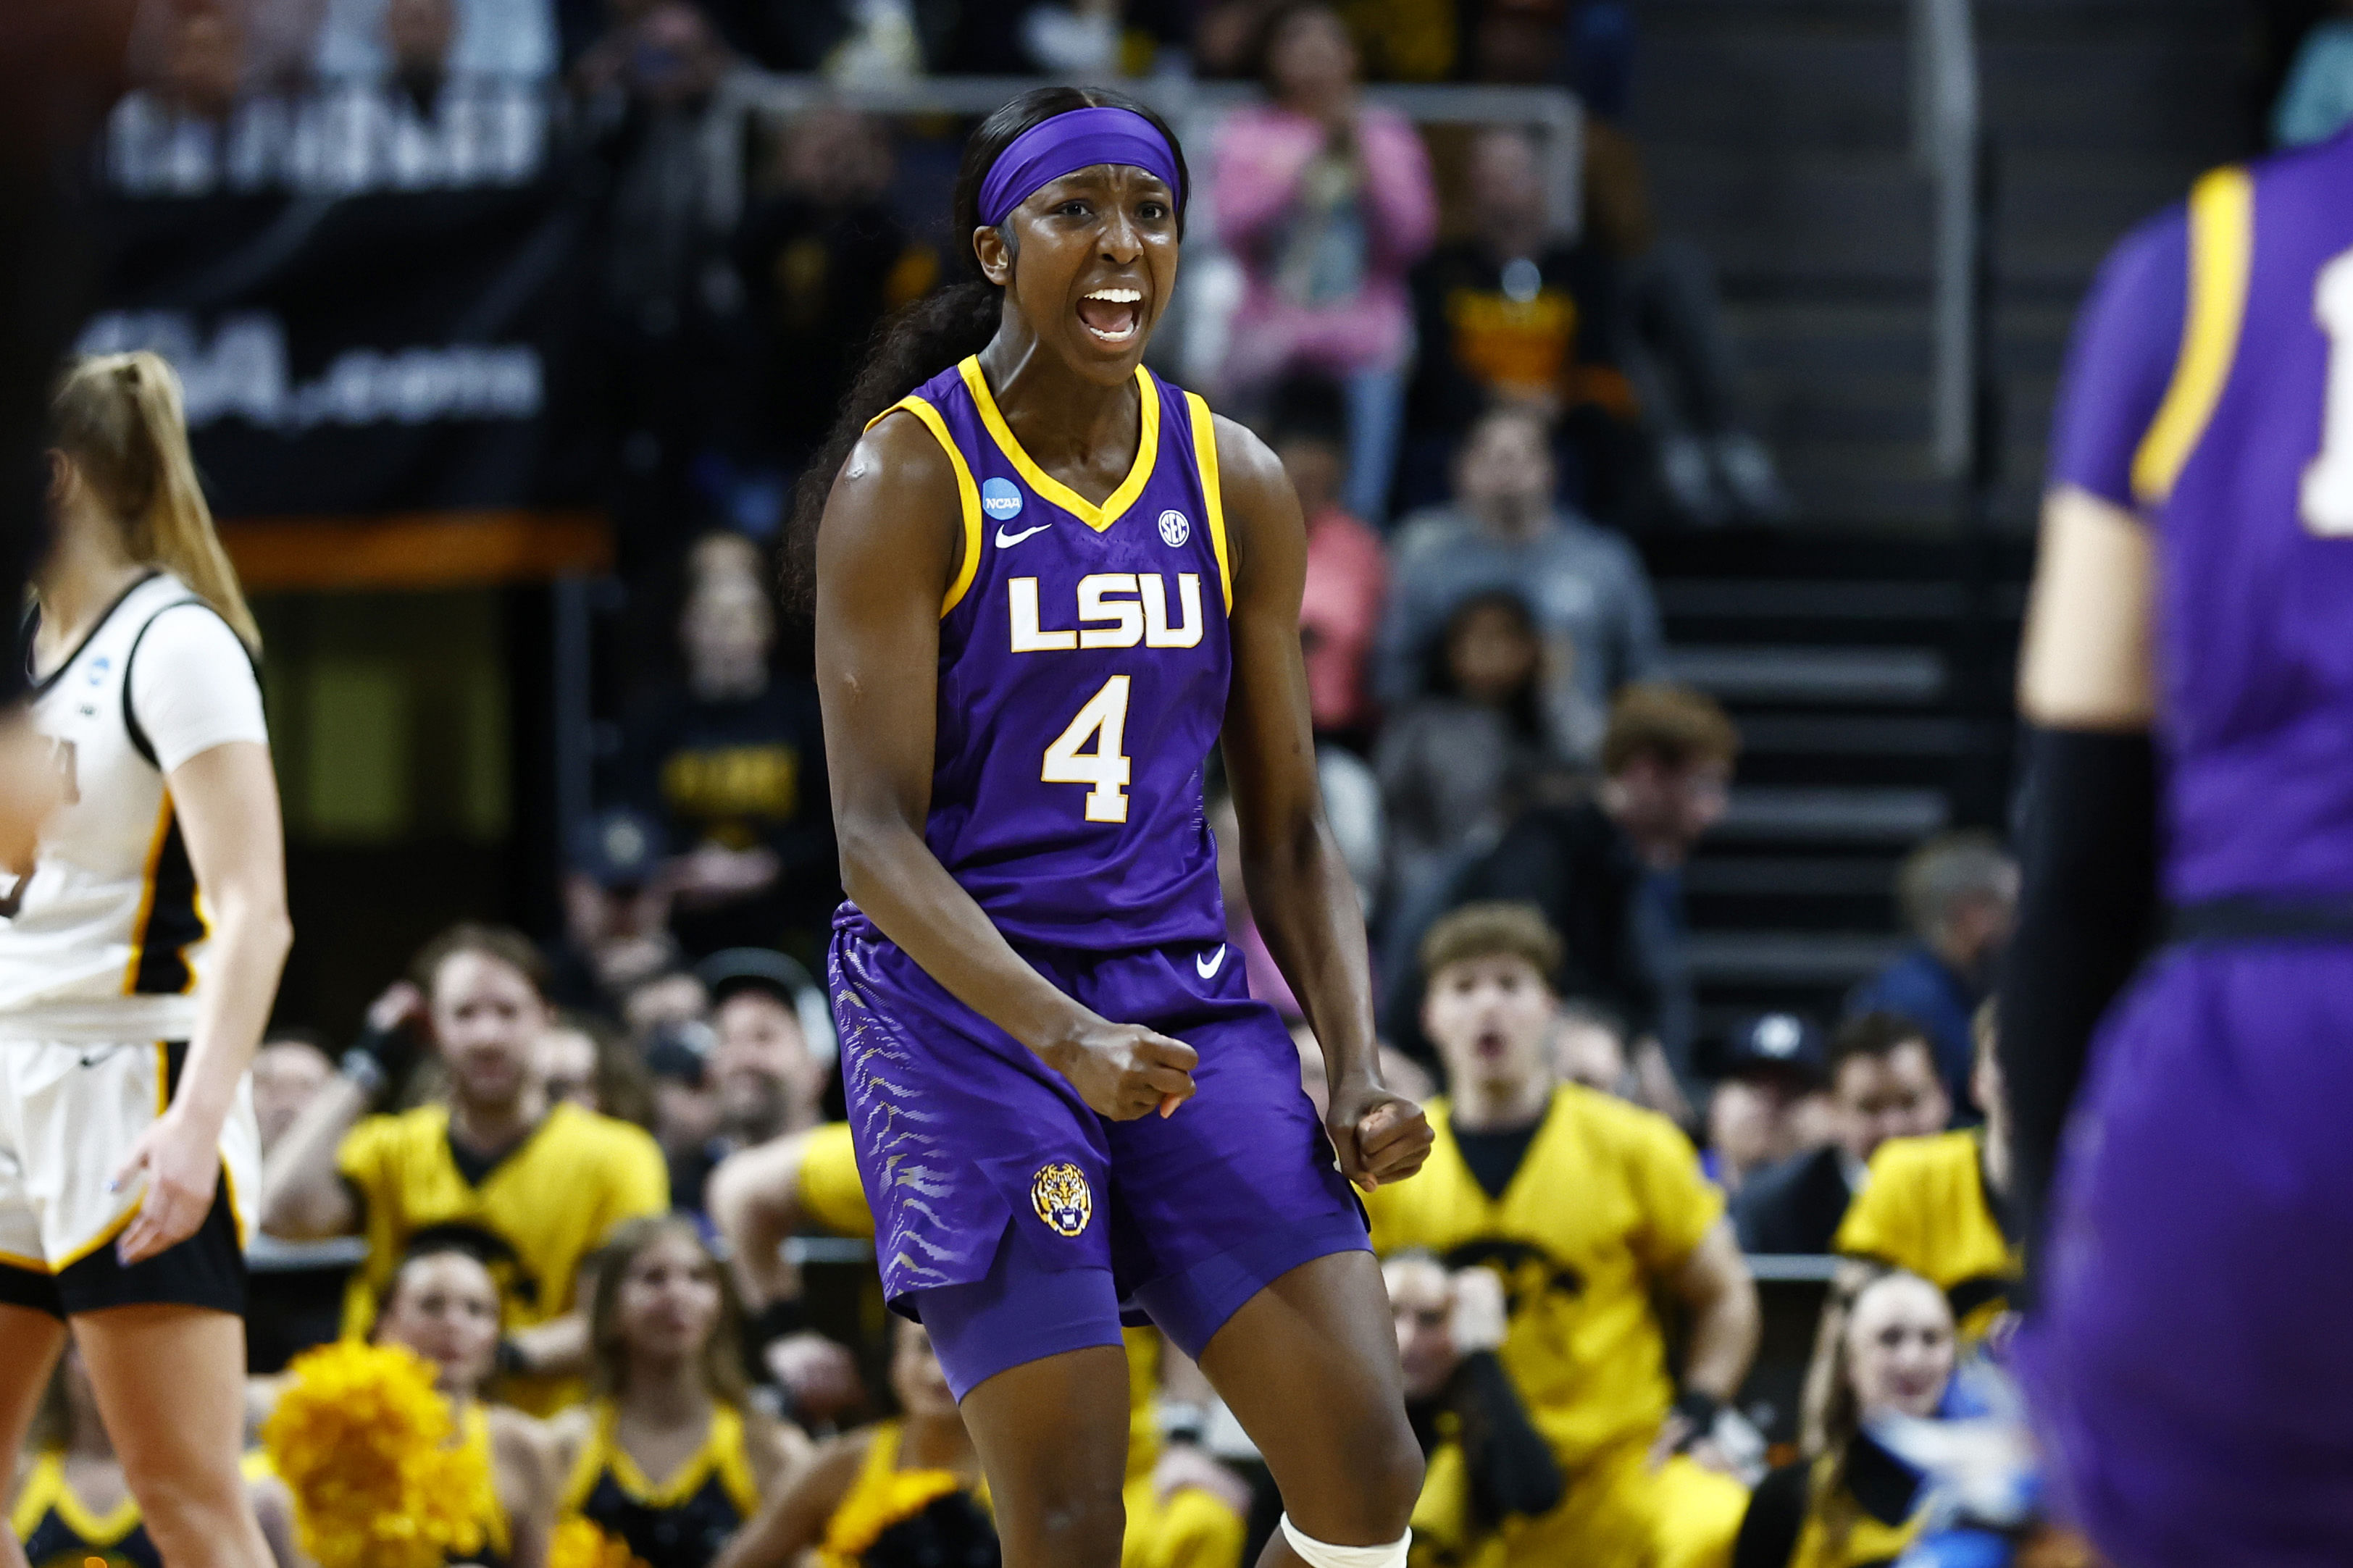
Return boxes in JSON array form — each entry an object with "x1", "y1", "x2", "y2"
[{"x1": 1030, "y1": 1161, "x2": 1092, "y2": 1238}]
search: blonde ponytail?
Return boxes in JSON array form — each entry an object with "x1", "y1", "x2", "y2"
[{"x1": 49, "y1": 351, "x2": 262, "y2": 653}]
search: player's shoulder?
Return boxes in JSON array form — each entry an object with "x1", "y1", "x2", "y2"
[
  {"x1": 1545, "y1": 1079, "x2": 1691, "y2": 1157},
  {"x1": 1865, "y1": 1128, "x2": 1978, "y2": 1186},
  {"x1": 1194, "y1": 399, "x2": 1284, "y2": 496},
  {"x1": 801, "y1": 1118, "x2": 860, "y2": 1175},
  {"x1": 351, "y1": 1102, "x2": 451, "y2": 1153},
  {"x1": 132, "y1": 595, "x2": 251, "y2": 671},
  {"x1": 542, "y1": 1101, "x2": 665, "y2": 1165},
  {"x1": 485, "y1": 1402, "x2": 559, "y2": 1475},
  {"x1": 2247, "y1": 125, "x2": 2353, "y2": 196}
]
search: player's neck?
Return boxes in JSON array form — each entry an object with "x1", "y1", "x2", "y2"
[
  {"x1": 621, "y1": 1361, "x2": 711, "y2": 1430},
  {"x1": 1451, "y1": 1070, "x2": 1553, "y2": 1133},
  {"x1": 451, "y1": 1085, "x2": 546, "y2": 1152},
  {"x1": 35, "y1": 519, "x2": 145, "y2": 658},
  {"x1": 973, "y1": 331, "x2": 1142, "y2": 479}
]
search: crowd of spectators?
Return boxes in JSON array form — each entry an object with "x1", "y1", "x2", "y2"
[{"x1": 17, "y1": 4, "x2": 2063, "y2": 1567}]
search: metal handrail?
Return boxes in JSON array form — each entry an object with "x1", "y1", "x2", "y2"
[
  {"x1": 711, "y1": 72, "x2": 1584, "y2": 240},
  {"x1": 1911, "y1": 0, "x2": 1981, "y2": 481}
]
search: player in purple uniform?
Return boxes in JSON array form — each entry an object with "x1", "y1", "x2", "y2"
[
  {"x1": 787, "y1": 88, "x2": 1434, "y2": 1568},
  {"x1": 2000, "y1": 130, "x2": 2353, "y2": 1565}
]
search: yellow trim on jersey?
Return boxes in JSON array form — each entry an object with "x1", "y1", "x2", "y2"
[
  {"x1": 2131, "y1": 166, "x2": 2254, "y2": 506},
  {"x1": 10, "y1": 1450, "x2": 143, "y2": 1546},
  {"x1": 1184, "y1": 393, "x2": 1233, "y2": 613},
  {"x1": 866, "y1": 395, "x2": 985, "y2": 617},
  {"x1": 0, "y1": 1246, "x2": 48, "y2": 1273},
  {"x1": 563, "y1": 1401, "x2": 760, "y2": 1519},
  {"x1": 120, "y1": 795, "x2": 175, "y2": 994},
  {"x1": 50, "y1": 1204, "x2": 140, "y2": 1273},
  {"x1": 958, "y1": 356, "x2": 1161, "y2": 534}
]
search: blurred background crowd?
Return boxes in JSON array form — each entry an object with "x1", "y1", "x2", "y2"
[{"x1": 17, "y1": 0, "x2": 2353, "y2": 1564}]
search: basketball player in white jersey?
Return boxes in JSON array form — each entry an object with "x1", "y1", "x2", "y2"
[{"x1": 0, "y1": 352, "x2": 290, "y2": 1568}]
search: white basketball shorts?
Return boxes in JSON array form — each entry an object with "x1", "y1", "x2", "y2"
[{"x1": 0, "y1": 1041, "x2": 258, "y2": 1317}]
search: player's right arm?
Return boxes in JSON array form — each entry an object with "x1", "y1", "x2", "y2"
[
  {"x1": 1999, "y1": 194, "x2": 2186, "y2": 1288},
  {"x1": 816, "y1": 414, "x2": 1196, "y2": 1121},
  {"x1": 259, "y1": 981, "x2": 422, "y2": 1237}
]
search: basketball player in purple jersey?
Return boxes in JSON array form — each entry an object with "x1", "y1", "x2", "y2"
[
  {"x1": 790, "y1": 88, "x2": 1433, "y2": 1568},
  {"x1": 2000, "y1": 129, "x2": 2353, "y2": 1564}
]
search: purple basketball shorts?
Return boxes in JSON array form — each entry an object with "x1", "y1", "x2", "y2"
[
  {"x1": 828, "y1": 907, "x2": 1369, "y2": 1401},
  {"x1": 2018, "y1": 941, "x2": 2353, "y2": 1567}
]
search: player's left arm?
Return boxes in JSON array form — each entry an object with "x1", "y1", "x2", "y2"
[
  {"x1": 1213, "y1": 414, "x2": 1432, "y2": 1191},
  {"x1": 1650, "y1": 1218, "x2": 1760, "y2": 1472},
  {"x1": 114, "y1": 737, "x2": 292, "y2": 1264}
]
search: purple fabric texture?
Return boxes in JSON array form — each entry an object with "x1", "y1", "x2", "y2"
[
  {"x1": 2045, "y1": 206, "x2": 2186, "y2": 509},
  {"x1": 2020, "y1": 944, "x2": 2353, "y2": 1567},
  {"x1": 2022, "y1": 133, "x2": 2353, "y2": 1568},
  {"x1": 977, "y1": 106, "x2": 1184, "y2": 227},
  {"x1": 894, "y1": 359, "x2": 1229, "y2": 953},
  {"x1": 831, "y1": 909, "x2": 1366, "y2": 1354},
  {"x1": 2148, "y1": 135, "x2": 2353, "y2": 903}
]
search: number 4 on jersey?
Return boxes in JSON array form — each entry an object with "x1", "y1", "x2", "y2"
[
  {"x1": 2307, "y1": 246, "x2": 2353, "y2": 537},
  {"x1": 1043, "y1": 676, "x2": 1132, "y2": 823}
]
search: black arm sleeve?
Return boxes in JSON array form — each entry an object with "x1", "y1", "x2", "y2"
[
  {"x1": 1450, "y1": 1349, "x2": 1566, "y2": 1527},
  {"x1": 1994, "y1": 724, "x2": 2160, "y2": 1301}
]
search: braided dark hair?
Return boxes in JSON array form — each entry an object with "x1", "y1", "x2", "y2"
[{"x1": 782, "y1": 86, "x2": 1189, "y2": 613}]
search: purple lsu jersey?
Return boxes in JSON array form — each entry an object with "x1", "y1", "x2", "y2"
[
  {"x1": 868, "y1": 355, "x2": 1232, "y2": 950},
  {"x1": 2052, "y1": 131, "x2": 2353, "y2": 902}
]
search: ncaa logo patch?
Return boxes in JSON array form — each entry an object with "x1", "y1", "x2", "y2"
[
  {"x1": 1157, "y1": 509, "x2": 1190, "y2": 547},
  {"x1": 1031, "y1": 1161, "x2": 1092, "y2": 1238},
  {"x1": 982, "y1": 477, "x2": 1024, "y2": 521}
]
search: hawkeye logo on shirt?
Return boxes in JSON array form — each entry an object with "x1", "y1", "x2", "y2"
[
  {"x1": 1007, "y1": 574, "x2": 1203, "y2": 652},
  {"x1": 1445, "y1": 1237, "x2": 1586, "y2": 1318}
]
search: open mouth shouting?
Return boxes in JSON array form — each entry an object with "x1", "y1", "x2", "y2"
[{"x1": 1078, "y1": 285, "x2": 1143, "y2": 345}]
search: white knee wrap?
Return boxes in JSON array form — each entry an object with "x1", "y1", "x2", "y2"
[{"x1": 1278, "y1": 1515, "x2": 1410, "y2": 1568}]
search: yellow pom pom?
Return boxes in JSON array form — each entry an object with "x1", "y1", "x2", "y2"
[
  {"x1": 816, "y1": 1469, "x2": 965, "y2": 1564},
  {"x1": 548, "y1": 1517, "x2": 647, "y2": 1568},
  {"x1": 262, "y1": 1342, "x2": 492, "y2": 1568}
]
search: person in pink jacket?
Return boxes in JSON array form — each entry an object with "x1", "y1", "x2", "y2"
[{"x1": 1213, "y1": 3, "x2": 1437, "y2": 523}]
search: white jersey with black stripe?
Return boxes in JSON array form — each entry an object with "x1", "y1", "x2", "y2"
[{"x1": 0, "y1": 572, "x2": 268, "y2": 1042}]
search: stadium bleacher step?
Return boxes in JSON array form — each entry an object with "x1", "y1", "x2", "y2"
[
  {"x1": 1630, "y1": 0, "x2": 2246, "y2": 535},
  {"x1": 1643, "y1": 528, "x2": 2024, "y2": 1026},
  {"x1": 1625, "y1": 0, "x2": 2243, "y2": 1022}
]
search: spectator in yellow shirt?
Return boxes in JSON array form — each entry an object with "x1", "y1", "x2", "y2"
[
  {"x1": 1363, "y1": 902, "x2": 1758, "y2": 1568},
  {"x1": 259, "y1": 924, "x2": 669, "y2": 1414},
  {"x1": 1800, "y1": 1002, "x2": 2016, "y2": 1451}
]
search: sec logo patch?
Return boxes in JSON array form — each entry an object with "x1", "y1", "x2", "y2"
[
  {"x1": 1031, "y1": 1161, "x2": 1092, "y2": 1238},
  {"x1": 1157, "y1": 509, "x2": 1190, "y2": 547}
]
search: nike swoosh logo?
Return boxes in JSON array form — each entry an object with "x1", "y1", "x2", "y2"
[
  {"x1": 1195, "y1": 944, "x2": 1226, "y2": 979},
  {"x1": 995, "y1": 523, "x2": 1051, "y2": 548}
]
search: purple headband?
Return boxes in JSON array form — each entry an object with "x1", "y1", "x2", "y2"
[{"x1": 977, "y1": 106, "x2": 1184, "y2": 229}]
